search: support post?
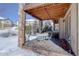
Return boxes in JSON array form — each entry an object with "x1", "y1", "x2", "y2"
[
  {"x1": 53, "y1": 22, "x2": 55, "y2": 30},
  {"x1": 39, "y1": 20, "x2": 43, "y2": 33},
  {"x1": 18, "y1": 4, "x2": 26, "y2": 48},
  {"x1": 59, "y1": 18, "x2": 65, "y2": 39}
]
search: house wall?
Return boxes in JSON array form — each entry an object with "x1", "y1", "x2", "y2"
[
  {"x1": 59, "y1": 3, "x2": 78, "y2": 55},
  {"x1": 70, "y1": 3, "x2": 78, "y2": 55},
  {"x1": 63, "y1": 7, "x2": 71, "y2": 44},
  {"x1": 78, "y1": 3, "x2": 79, "y2": 55},
  {"x1": 0, "y1": 20, "x2": 13, "y2": 29}
]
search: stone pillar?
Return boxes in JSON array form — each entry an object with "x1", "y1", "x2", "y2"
[
  {"x1": 71, "y1": 3, "x2": 78, "y2": 55},
  {"x1": 18, "y1": 4, "x2": 26, "y2": 48}
]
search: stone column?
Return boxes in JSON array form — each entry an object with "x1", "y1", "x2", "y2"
[{"x1": 18, "y1": 4, "x2": 26, "y2": 48}]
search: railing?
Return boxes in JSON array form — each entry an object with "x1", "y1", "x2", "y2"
[{"x1": 26, "y1": 33, "x2": 49, "y2": 41}]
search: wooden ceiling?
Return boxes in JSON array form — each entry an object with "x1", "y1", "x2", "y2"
[{"x1": 24, "y1": 3, "x2": 71, "y2": 21}]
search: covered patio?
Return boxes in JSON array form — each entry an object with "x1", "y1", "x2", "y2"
[{"x1": 18, "y1": 3, "x2": 78, "y2": 56}]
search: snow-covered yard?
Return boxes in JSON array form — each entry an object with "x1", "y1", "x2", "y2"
[
  {"x1": 0, "y1": 29, "x2": 40, "y2": 56},
  {"x1": 0, "y1": 28, "x2": 71, "y2": 56}
]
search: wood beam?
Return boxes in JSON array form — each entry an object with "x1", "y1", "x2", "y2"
[
  {"x1": 18, "y1": 4, "x2": 26, "y2": 48},
  {"x1": 25, "y1": 10, "x2": 42, "y2": 20}
]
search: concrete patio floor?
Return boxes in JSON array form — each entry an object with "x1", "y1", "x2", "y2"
[{"x1": 24, "y1": 39, "x2": 72, "y2": 56}]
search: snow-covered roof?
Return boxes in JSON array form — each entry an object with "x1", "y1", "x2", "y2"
[
  {"x1": 0, "y1": 16, "x2": 6, "y2": 20},
  {"x1": 0, "y1": 16, "x2": 11, "y2": 21},
  {"x1": 26, "y1": 19, "x2": 37, "y2": 21},
  {"x1": 0, "y1": 16, "x2": 13, "y2": 24}
]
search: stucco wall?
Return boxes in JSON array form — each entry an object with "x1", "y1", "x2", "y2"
[
  {"x1": 71, "y1": 4, "x2": 78, "y2": 55},
  {"x1": 59, "y1": 4, "x2": 78, "y2": 55},
  {"x1": 78, "y1": 3, "x2": 79, "y2": 55}
]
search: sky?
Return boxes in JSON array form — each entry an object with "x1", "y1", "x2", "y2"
[
  {"x1": 26, "y1": 13, "x2": 34, "y2": 19},
  {"x1": 0, "y1": 3, "x2": 34, "y2": 23}
]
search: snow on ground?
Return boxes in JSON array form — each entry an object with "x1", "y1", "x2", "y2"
[
  {"x1": 0, "y1": 29, "x2": 40, "y2": 56},
  {"x1": 0, "y1": 28, "x2": 71, "y2": 56}
]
